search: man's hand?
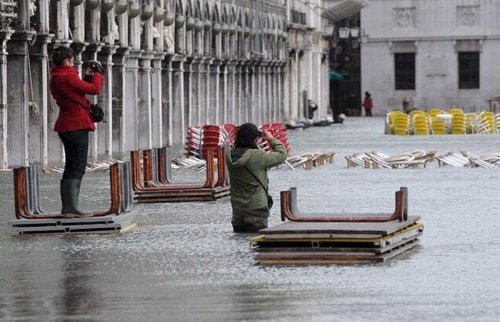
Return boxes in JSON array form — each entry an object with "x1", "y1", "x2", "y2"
[{"x1": 262, "y1": 130, "x2": 274, "y2": 140}]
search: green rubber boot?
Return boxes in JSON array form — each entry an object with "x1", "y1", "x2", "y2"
[{"x1": 61, "y1": 178, "x2": 92, "y2": 217}]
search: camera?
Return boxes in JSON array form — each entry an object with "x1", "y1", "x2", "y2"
[{"x1": 85, "y1": 61, "x2": 104, "y2": 74}]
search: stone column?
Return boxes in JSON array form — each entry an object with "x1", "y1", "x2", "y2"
[
  {"x1": 171, "y1": 58, "x2": 185, "y2": 145},
  {"x1": 189, "y1": 57, "x2": 200, "y2": 126},
  {"x1": 161, "y1": 55, "x2": 174, "y2": 146},
  {"x1": 122, "y1": 50, "x2": 141, "y2": 151},
  {"x1": 257, "y1": 62, "x2": 264, "y2": 125},
  {"x1": 28, "y1": 33, "x2": 52, "y2": 166},
  {"x1": 246, "y1": 63, "x2": 253, "y2": 123},
  {"x1": 151, "y1": 53, "x2": 165, "y2": 148},
  {"x1": 195, "y1": 57, "x2": 203, "y2": 126},
  {"x1": 6, "y1": 31, "x2": 35, "y2": 167},
  {"x1": 282, "y1": 61, "x2": 289, "y2": 122},
  {"x1": 235, "y1": 61, "x2": 242, "y2": 124},
  {"x1": 184, "y1": 57, "x2": 193, "y2": 128},
  {"x1": 97, "y1": 45, "x2": 116, "y2": 157},
  {"x1": 111, "y1": 47, "x2": 129, "y2": 154},
  {"x1": 0, "y1": 30, "x2": 12, "y2": 169},
  {"x1": 82, "y1": 43, "x2": 103, "y2": 160},
  {"x1": 274, "y1": 63, "x2": 281, "y2": 121},
  {"x1": 200, "y1": 58, "x2": 210, "y2": 125},
  {"x1": 227, "y1": 60, "x2": 236, "y2": 124},
  {"x1": 289, "y1": 50, "x2": 299, "y2": 122},
  {"x1": 208, "y1": 59, "x2": 220, "y2": 125},
  {"x1": 220, "y1": 60, "x2": 228, "y2": 124},
  {"x1": 138, "y1": 52, "x2": 153, "y2": 150},
  {"x1": 265, "y1": 62, "x2": 272, "y2": 122}
]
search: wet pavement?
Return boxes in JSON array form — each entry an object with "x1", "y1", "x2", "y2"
[{"x1": 1, "y1": 117, "x2": 500, "y2": 321}]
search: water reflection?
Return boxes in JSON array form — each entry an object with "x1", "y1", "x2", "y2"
[{"x1": 59, "y1": 239, "x2": 102, "y2": 317}]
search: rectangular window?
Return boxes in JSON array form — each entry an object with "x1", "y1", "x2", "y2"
[
  {"x1": 458, "y1": 52, "x2": 480, "y2": 89},
  {"x1": 395, "y1": 53, "x2": 415, "y2": 90}
]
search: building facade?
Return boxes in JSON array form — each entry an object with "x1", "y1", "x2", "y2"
[
  {"x1": 1, "y1": 0, "x2": 324, "y2": 169},
  {"x1": 287, "y1": 0, "x2": 330, "y2": 122},
  {"x1": 361, "y1": 0, "x2": 500, "y2": 114}
]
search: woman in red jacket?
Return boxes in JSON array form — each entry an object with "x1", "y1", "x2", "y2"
[
  {"x1": 50, "y1": 46, "x2": 104, "y2": 217},
  {"x1": 362, "y1": 91, "x2": 373, "y2": 117}
]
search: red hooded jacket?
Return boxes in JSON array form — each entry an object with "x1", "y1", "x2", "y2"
[{"x1": 50, "y1": 66, "x2": 104, "y2": 132}]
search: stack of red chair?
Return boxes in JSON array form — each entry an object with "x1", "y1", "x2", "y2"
[
  {"x1": 185, "y1": 124, "x2": 236, "y2": 158},
  {"x1": 259, "y1": 123, "x2": 291, "y2": 154},
  {"x1": 222, "y1": 123, "x2": 237, "y2": 145},
  {"x1": 185, "y1": 123, "x2": 290, "y2": 157}
]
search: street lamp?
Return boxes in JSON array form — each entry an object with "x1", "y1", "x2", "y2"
[
  {"x1": 350, "y1": 27, "x2": 360, "y2": 38},
  {"x1": 324, "y1": 25, "x2": 335, "y2": 37},
  {"x1": 338, "y1": 27, "x2": 350, "y2": 39}
]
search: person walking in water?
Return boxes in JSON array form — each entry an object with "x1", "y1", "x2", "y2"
[
  {"x1": 362, "y1": 91, "x2": 374, "y2": 117},
  {"x1": 225, "y1": 123, "x2": 287, "y2": 232},
  {"x1": 50, "y1": 46, "x2": 104, "y2": 217}
]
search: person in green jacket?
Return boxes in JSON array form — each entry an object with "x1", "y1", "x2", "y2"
[{"x1": 226, "y1": 123, "x2": 287, "y2": 232}]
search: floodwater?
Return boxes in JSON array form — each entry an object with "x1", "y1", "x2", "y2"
[{"x1": 1, "y1": 117, "x2": 500, "y2": 321}]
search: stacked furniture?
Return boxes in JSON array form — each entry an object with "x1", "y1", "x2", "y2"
[
  {"x1": 10, "y1": 162, "x2": 135, "y2": 235},
  {"x1": 185, "y1": 124, "x2": 236, "y2": 158},
  {"x1": 251, "y1": 187, "x2": 423, "y2": 264},
  {"x1": 132, "y1": 147, "x2": 230, "y2": 202},
  {"x1": 386, "y1": 109, "x2": 500, "y2": 135},
  {"x1": 260, "y1": 123, "x2": 291, "y2": 154}
]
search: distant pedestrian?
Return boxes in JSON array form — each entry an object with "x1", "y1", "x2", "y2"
[
  {"x1": 362, "y1": 91, "x2": 373, "y2": 117},
  {"x1": 402, "y1": 97, "x2": 411, "y2": 114},
  {"x1": 225, "y1": 123, "x2": 287, "y2": 233},
  {"x1": 50, "y1": 46, "x2": 104, "y2": 217},
  {"x1": 307, "y1": 99, "x2": 318, "y2": 119}
]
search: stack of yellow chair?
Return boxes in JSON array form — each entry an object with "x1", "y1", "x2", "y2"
[
  {"x1": 450, "y1": 109, "x2": 466, "y2": 134},
  {"x1": 448, "y1": 108, "x2": 464, "y2": 115},
  {"x1": 428, "y1": 108, "x2": 445, "y2": 118},
  {"x1": 386, "y1": 111, "x2": 406, "y2": 134},
  {"x1": 431, "y1": 115, "x2": 447, "y2": 135},
  {"x1": 495, "y1": 113, "x2": 500, "y2": 134},
  {"x1": 477, "y1": 111, "x2": 495, "y2": 134},
  {"x1": 394, "y1": 113, "x2": 410, "y2": 135},
  {"x1": 412, "y1": 112, "x2": 430, "y2": 135},
  {"x1": 465, "y1": 113, "x2": 478, "y2": 134}
]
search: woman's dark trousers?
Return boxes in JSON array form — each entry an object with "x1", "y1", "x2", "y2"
[{"x1": 58, "y1": 130, "x2": 90, "y2": 216}]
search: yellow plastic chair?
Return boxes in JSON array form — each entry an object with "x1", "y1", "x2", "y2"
[
  {"x1": 495, "y1": 113, "x2": 500, "y2": 133},
  {"x1": 431, "y1": 115, "x2": 447, "y2": 135},
  {"x1": 477, "y1": 111, "x2": 495, "y2": 134},
  {"x1": 451, "y1": 114, "x2": 466, "y2": 134},
  {"x1": 393, "y1": 114, "x2": 410, "y2": 135},
  {"x1": 448, "y1": 108, "x2": 464, "y2": 116},
  {"x1": 429, "y1": 108, "x2": 446, "y2": 117},
  {"x1": 409, "y1": 109, "x2": 425, "y2": 118},
  {"x1": 386, "y1": 111, "x2": 405, "y2": 134},
  {"x1": 465, "y1": 113, "x2": 478, "y2": 134},
  {"x1": 413, "y1": 113, "x2": 430, "y2": 135}
]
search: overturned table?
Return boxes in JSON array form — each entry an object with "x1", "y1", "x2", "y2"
[
  {"x1": 251, "y1": 187, "x2": 423, "y2": 265},
  {"x1": 10, "y1": 162, "x2": 136, "y2": 235}
]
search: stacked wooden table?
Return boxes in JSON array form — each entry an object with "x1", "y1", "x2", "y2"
[
  {"x1": 251, "y1": 187, "x2": 423, "y2": 265},
  {"x1": 251, "y1": 217, "x2": 423, "y2": 264}
]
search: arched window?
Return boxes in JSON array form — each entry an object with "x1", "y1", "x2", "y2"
[
  {"x1": 221, "y1": 6, "x2": 228, "y2": 58},
  {"x1": 174, "y1": 0, "x2": 185, "y2": 54},
  {"x1": 203, "y1": 2, "x2": 211, "y2": 56},
  {"x1": 211, "y1": 5, "x2": 220, "y2": 57}
]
